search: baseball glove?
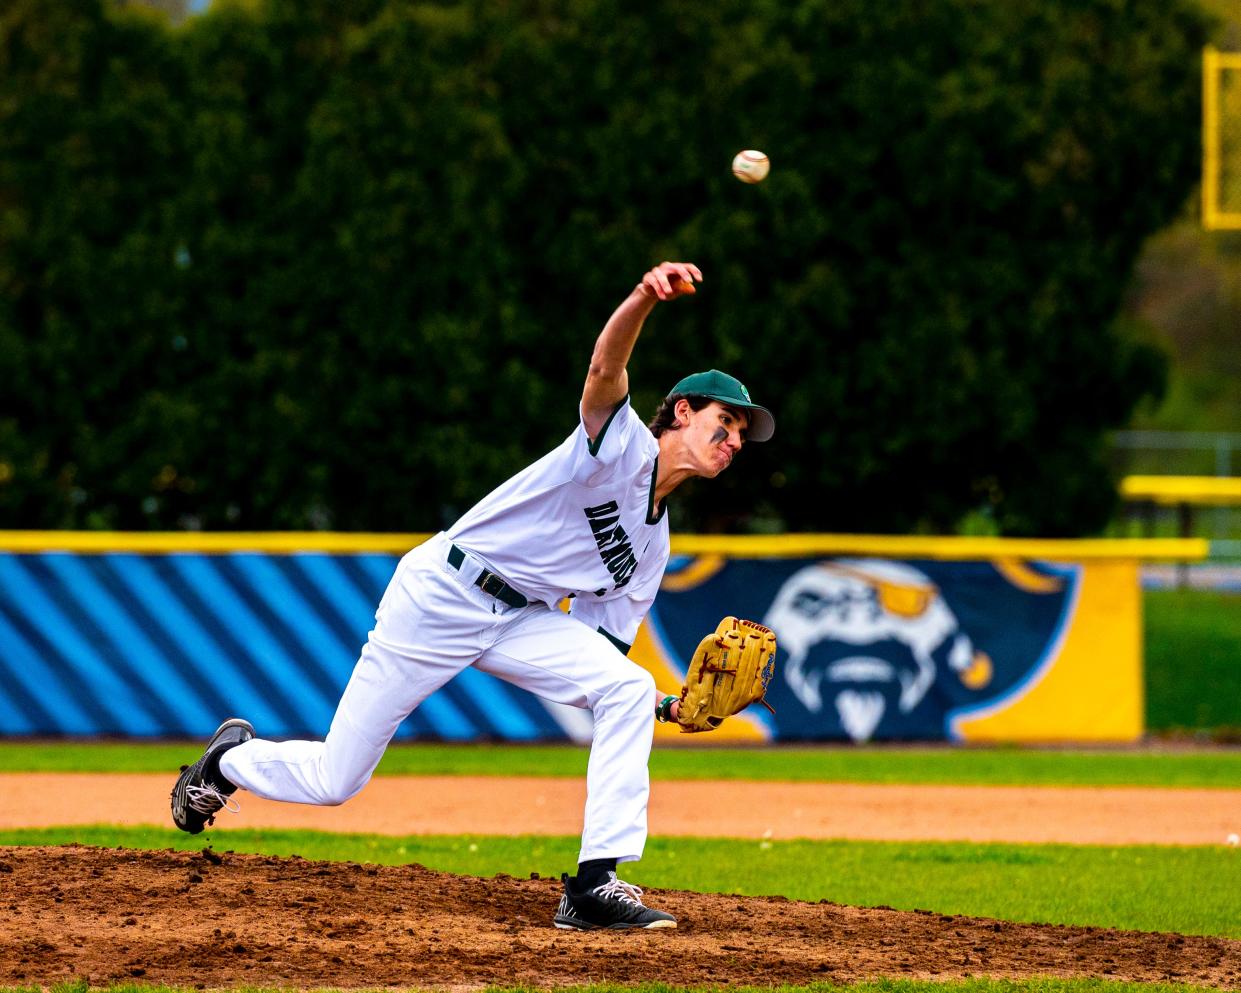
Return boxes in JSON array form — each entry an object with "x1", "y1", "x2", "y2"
[{"x1": 675, "y1": 616, "x2": 778, "y2": 733}]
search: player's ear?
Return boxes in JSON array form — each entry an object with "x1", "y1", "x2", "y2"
[{"x1": 674, "y1": 398, "x2": 692, "y2": 427}]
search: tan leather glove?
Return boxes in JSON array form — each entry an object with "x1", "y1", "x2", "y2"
[{"x1": 677, "y1": 616, "x2": 777, "y2": 733}]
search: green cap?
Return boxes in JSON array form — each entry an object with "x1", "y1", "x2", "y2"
[{"x1": 668, "y1": 369, "x2": 775, "y2": 442}]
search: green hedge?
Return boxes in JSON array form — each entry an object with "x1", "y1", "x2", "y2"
[{"x1": 0, "y1": 0, "x2": 1211, "y2": 534}]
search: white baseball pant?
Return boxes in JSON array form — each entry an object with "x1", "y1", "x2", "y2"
[{"x1": 219, "y1": 532, "x2": 657, "y2": 863}]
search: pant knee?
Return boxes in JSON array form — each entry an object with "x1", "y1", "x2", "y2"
[
  {"x1": 315, "y1": 767, "x2": 370, "y2": 806},
  {"x1": 598, "y1": 666, "x2": 656, "y2": 716},
  {"x1": 317, "y1": 784, "x2": 364, "y2": 806},
  {"x1": 633, "y1": 668, "x2": 657, "y2": 703}
]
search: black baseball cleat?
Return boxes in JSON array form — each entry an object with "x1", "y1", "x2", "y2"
[
  {"x1": 170, "y1": 718, "x2": 254, "y2": 834},
  {"x1": 553, "y1": 871, "x2": 677, "y2": 930}
]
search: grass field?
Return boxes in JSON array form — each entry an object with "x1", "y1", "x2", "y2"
[
  {"x1": 2, "y1": 739, "x2": 1239, "y2": 785},
  {"x1": 1144, "y1": 589, "x2": 1241, "y2": 734}
]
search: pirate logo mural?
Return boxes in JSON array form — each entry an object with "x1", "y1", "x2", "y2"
[{"x1": 762, "y1": 560, "x2": 992, "y2": 741}]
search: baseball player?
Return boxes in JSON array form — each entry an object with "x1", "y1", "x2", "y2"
[{"x1": 171, "y1": 261, "x2": 775, "y2": 930}]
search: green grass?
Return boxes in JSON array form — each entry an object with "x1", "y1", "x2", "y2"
[
  {"x1": 1144, "y1": 589, "x2": 1241, "y2": 734},
  {"x1": 0, "y1": 981, "x2": 1232, "y2": 993},
  {"x1": 4, "y1": 740, "x2": 1240, "y2": 786},
  {"x1": 4, "y1": 826, "x2": 1239, "y2": 938}
]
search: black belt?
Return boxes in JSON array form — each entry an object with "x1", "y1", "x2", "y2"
[{"x1": 447, "y1": 544, "x2": 529, "y2": 608}]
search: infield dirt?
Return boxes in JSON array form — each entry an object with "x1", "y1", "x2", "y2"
[
  {"x1": 4, "y1": 773, "x2": 1240, "y2": 844},
  {"x1": 3, "y1": 845, "x2": 1240, "y2": 991}
]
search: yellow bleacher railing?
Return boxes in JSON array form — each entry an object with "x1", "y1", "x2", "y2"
[{"x1": 1120, "y1": 474, "x2": 1241, "y2": 507}]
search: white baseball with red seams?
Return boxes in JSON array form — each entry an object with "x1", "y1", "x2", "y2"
[{"x1": 732, "y1": 149, "x2": 770, "y2": 183}]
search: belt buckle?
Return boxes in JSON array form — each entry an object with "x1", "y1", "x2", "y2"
[{"x1": 479, "y1": 571, "x2": 505, "y2": 598}]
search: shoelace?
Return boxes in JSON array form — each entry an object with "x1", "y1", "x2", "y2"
[
  {"x1": 185, "y1": 781, "x2": 241, "y2": 817},
  {"x1": 593, "y1": 876, "x2": 645, "y2": 907}
]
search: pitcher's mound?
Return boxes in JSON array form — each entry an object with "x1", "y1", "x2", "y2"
[{"x1": 2, "y1": 845, "x2": 1237, "y2": 989}]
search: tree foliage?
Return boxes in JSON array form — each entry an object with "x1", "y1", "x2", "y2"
[{"x1": 0, "y1": 0, "x2": 1210, "y2": 534}]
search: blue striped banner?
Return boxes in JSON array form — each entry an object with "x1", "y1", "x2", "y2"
[{"x1": 0, "y1": 552, "x2": 571, "y2": 741}]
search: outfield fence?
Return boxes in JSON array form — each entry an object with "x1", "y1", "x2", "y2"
[{"x1": 0, "y1": 532, "x2": 1206, "y2": 744}]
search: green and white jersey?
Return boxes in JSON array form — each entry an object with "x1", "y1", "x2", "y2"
[{"x1": 446, "y1": 396, "x2": 669, "y2": 649}]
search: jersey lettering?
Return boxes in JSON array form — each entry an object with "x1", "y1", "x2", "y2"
[
  {"x1": 584, "y1": 501, "x2": 638, "y2": 590},
  {"x1": 587, "y1": 510, "x2": 622, "y2": 549}
]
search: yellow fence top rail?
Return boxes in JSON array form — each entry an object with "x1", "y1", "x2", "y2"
[
  {"x1": 0, "y1": 530, "x2": 1209, "y2": 561},
  {"x1": 668, "y1": 534, "x2": 1207, "y2": 561},
  {"x1": 0, "y1": 531, "x2": 433, "y2": 554},
  {"x1": 1120, "y1": 475, "x2": 1241, "y2": 506}
]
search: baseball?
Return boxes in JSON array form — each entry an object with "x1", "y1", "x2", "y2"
[
  {"x1": 732, "y1": 149, "x2": 770, "y2": 184},
  {"x1": 1227, "y1": 833, "x2": 1239, "y2": 847}
]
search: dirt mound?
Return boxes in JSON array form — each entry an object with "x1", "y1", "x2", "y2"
[{"x1": 2, "y1": 845, "x2": 1239, "y2": 990}]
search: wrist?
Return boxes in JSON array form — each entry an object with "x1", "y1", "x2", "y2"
[
  {"x1": 632, "y1": 284, "x2": 661, "y2": 310},
  {"x1": 656, "y1": 694, "x2": 679, "y2": 724}
]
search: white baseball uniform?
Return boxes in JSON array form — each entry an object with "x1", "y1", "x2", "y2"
[{"x1": 220, "y1": 396, "x2": 670, "y2": 864}]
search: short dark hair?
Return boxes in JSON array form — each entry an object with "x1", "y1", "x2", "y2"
[{"x1": 647, "y1": 393, "x2": 714, "y2": 438}]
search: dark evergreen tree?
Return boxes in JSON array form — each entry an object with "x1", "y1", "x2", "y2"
[{"x1": 0, "y1": 0, "x2": 1211, "y2": 534}]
